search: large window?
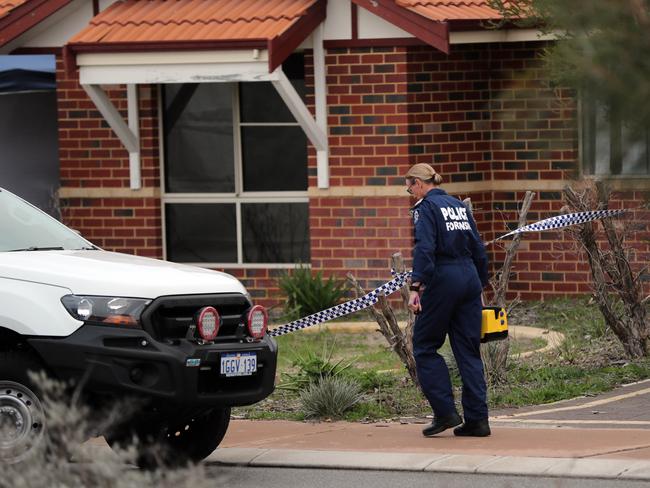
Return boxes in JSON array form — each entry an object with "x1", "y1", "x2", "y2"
[
  {"x1": 581, "y1": 97, "x2": 650, "y2": 176},
  {"x1": 162, "y1": 55, "x2": 310, "y2": 266}
]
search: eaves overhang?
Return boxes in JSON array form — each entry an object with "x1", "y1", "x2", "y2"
[
  {"x1": 0, "y1": 0, "x2": 74, "y2": 48},
  {"x1": 352, "y1": 0, "x2": 450, "y2": 53}
]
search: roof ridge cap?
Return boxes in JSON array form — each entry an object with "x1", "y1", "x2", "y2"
[
  {"x1": 90, "y1": 15, "x2": 298, "y2": 28},
  {"x1": 90, "y1": 12, "x2": 303, "y2": 27}
]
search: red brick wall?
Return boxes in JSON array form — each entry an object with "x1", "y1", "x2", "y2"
[
  {"x1": 55, "y1": 42, "x2": 649, "y2": 309},
  {"x1": 56, "y1": 56, "x2": 162, "y2": 258},
  {"x1": 309, "y1": 42, "x2": 649, "y2": 302}
]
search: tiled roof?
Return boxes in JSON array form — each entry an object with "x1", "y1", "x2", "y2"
[
  {"x1": 395, "y1": 0, "x2": 505, "y2": 21},
  {"x1": 70, "y1": 0, "x2": 319, "y2": 44},
  {"x1": 0, "y1": 0, "x2": 27, "y2": 21},
  {"x1": 0, "y1": 0, "x2": 74, "y2": 48}
]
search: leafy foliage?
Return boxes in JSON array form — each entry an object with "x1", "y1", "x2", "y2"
[
  {"x1": 489, "y1": 0, "x2": 650, "y2": 131},
  {"x1": 278, "y1": 265, "x2": 349, "y2": 320},
  {"x1": 279, "y1": 339, "x2": 355, "y2": 392},
  {"x1": 299, "y1": 376, "x2": 363, "y2": 419},
  {"x1": 346, "y1": 369, "x2": 397, "y2": 392}
]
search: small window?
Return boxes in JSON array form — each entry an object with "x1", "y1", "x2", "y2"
[
  {"x1": 241, "y1": 126, "x2": 308, "y2": 191},
  {"x1": 582, "y1": 96, "x2": 650, "y2": 176},
  {"x1": 163, "y1": 84, "x2": 235, "y2": 193},
  {"x1": 242, "y1": 202, "x2": 310, "y2": 263},
  {"x1": 165, "y1": 203, "x2": 237, "y2": 263}
]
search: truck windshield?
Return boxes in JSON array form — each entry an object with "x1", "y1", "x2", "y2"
[{"x1": 0, "y1": 189, "x2": 94, "y2": 252}]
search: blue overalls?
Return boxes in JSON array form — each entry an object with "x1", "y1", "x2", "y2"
[{"x1": 410, "y1": 188, "x2": 489, "y2": 422}]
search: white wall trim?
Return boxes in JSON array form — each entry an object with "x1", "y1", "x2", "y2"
[{"x1": 450, "y1": 29, "x2": 557, "y2": 45}]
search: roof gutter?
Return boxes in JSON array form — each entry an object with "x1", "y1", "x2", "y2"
[{"x1": 63, "y1": 39, "x2": 268, "y2": 75}]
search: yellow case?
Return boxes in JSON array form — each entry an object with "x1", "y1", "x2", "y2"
[{"x1": 481, "y1": 307, "x2": 508, "y2": 343}]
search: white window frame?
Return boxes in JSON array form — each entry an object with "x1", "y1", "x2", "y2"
[
  {"x1": 160, "y1": 82, "x2": 309, "y2": 268},
  {"x1": 580, "y1": 95, "x2": 650, "y2": 178}
]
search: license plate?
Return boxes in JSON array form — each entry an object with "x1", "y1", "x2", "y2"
[{"x1": 220, "y1": 352, "x2": 257, "y2": 377}]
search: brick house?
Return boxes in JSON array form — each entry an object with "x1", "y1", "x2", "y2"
[{"x1": 1, "y1": 0, "x2": 647, "y2": 308}]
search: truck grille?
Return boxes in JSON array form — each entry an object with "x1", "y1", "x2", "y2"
[{"x1": 140, "y1": 293, "x2": 251, "y2": 342}]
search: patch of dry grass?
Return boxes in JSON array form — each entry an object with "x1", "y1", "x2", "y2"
[{"x1": 1, "y1": 374, "x2": 221, "y2": 488}]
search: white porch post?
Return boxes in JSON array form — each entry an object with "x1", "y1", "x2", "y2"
[
  {"x1": 82, "y1": 83, "x2": 141, "y2": 190},
  {"x1": 127, "y1": 84, "x2": 141, "y2": 190},
  {"x1": 313, "y1": 23, "x2": 329, "y2": 189}
]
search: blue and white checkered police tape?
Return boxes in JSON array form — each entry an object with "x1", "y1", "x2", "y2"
[
  {"x1": 269, "y1": 271, "x2": 411, "y2": 337},
  {"x1": 268, "y1": 209, "x2": 626, "y2": 337},
  {"x1": 492, "y1": 209, "x2": 626, "y2": 242}
]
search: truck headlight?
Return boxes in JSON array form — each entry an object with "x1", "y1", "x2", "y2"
[{"x1": 61, "y1": 295, "x2": 151, "y2": 327}]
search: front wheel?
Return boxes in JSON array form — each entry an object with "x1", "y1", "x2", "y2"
[
  {"x1": 0, "y1": 351, "x2": 47, "y2": 464},
  {"x1": 107, "y1": 406, "x2": 231, "y2": 468}
]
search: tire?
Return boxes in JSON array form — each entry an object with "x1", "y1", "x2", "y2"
[
  {"x1": 107, "y1": 406, "x2": 231, "y2": 468},
  {"x1": 0, "y1": 350, "x2": 47, "y2": 464}
]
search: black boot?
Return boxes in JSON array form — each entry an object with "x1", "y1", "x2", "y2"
[
  {"x1": 422, "y1": 412, "x2": 462, "y2": 437},
  {"x1": 453, "y1": 419, "x2": 491, "y2": 437}
]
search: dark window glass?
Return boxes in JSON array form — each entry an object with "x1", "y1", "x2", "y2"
[
  {"x1": 166, "y1": 203, "x2": 237, "y2": 262},
  {"x1": 242, "y1": 203, "x2": 309, "y2": 263},
  {"x1": 582, "y1": 96, "x2": 650, "y2": 175},
  {"x1": 163, "y1": 84, "x2": 235, "y2": 192},
  {"x1": 240, "y1": 54, "x2": 305, "y2": 123},
  {"x1": 241, "y1": 126, "x2": 307, "y2": 191}
]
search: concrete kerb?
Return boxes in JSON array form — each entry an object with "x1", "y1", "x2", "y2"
[{"x1": 206, "y1": 448, "x2": 650, "y2": 481}]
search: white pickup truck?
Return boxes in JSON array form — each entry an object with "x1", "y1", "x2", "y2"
[{"x1": 0, "y1": 187, "x2": 277, "y2": 465}]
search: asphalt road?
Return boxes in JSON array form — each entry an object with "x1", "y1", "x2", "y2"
[{"x1": 207, "y1": 466, "x2": 650, "y2": 488}]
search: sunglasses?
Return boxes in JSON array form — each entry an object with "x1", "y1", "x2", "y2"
[{"x1": 406, "y1": 180, "x2": 418, "y2": 195}]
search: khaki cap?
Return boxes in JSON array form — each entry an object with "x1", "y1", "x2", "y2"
[{"x1": 405, "y1": 163, "x2": 437, "y2": 180}]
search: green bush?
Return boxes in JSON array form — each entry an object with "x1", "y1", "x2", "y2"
[
  {"x1": 279, "y1": 339, "x2": 354, "y2": 392},
  {"x1": 299, "y1": 376, "x2": 363, "y2": 419},
  {"x1": 346, "y1": 369, "x2": 397, "y2": 391},
  {"x1": 278, "y1": 265, "x2": 349, "y2": 320}
]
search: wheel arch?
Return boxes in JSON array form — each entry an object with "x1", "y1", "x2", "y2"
[{"x1": 0, "y1": 326, "x2": 49, "y2": 370}]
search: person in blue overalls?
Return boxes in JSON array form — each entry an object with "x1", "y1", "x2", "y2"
[{"x1": 405, "y1": 163, "x2": 491, "y2": 437}]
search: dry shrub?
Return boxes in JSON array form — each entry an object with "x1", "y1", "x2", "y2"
[
  {"x1": 299, "y1": 376, "x2": 363, "y2": 419},
  {"x1": 0, "y1": 373, "x2": 219, "y2": 488}
]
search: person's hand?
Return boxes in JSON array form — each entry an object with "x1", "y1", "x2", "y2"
[{"x1": 408, "y1": 291, "x2": 421, "y2": 314}]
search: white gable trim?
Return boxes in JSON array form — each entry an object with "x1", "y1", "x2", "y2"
[{"x1": 77, "y1": 50, "x2": 275, "y2": 85}]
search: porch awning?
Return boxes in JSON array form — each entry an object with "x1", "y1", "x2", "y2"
[
  {"x1": 63, "y1": 0, "x2": 330, "y2": 190},
  {"x1": 65, "y1": 0, "x2": 327, "y2": 74},
  {"x1": 351, "y1": 0, "x2": 506, "y2": 54}
]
